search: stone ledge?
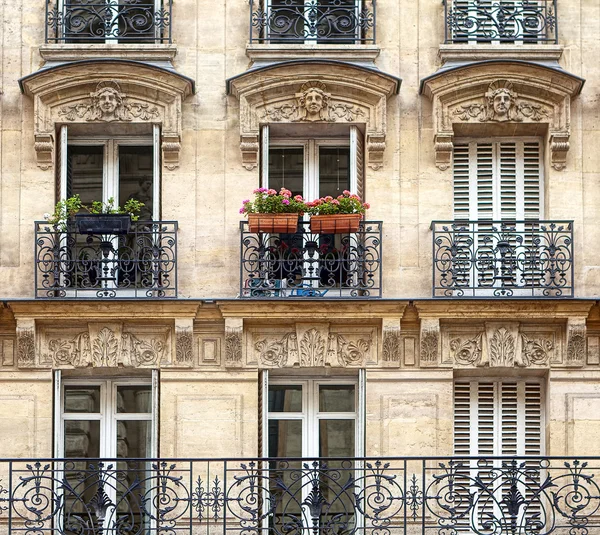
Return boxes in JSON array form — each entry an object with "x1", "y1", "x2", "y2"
[
  {"x1": 39, "y1": 43, "x2": 178, "y2": 63},
  {"x1": 246, "y1": 43, "x2": 380, "y2": 65},
  {"x1": 438, "y1": 44, "x2": 564, "y2": 63}
]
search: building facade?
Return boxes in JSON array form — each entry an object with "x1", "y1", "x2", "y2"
[{"x1": 0, "y1": 0, "x2": 599, "y2": 533}]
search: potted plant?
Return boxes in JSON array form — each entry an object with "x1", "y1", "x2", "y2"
[
  {"x1": 306, "y1": 191, "x2": 370, "y2": 234},
  {"x1": 240, "y1": 188, "x2": 307, "y2": 233},
  {"x1": 45, "y1": 195, "x2": 144, "y2": 235}
]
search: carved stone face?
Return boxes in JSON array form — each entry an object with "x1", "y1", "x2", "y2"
[
  {"x1": 305, "y1": 90, "x2": 323, "y2": 114},
  {"x1": 96, "y1": 88, "x2": 120, "y2": 115},
  {"x1": 492, "y1": 89, "x2": 513, "y2": 117},
  {"x1": 300, "y1": 88, "x2": 329, "y2": 121}
]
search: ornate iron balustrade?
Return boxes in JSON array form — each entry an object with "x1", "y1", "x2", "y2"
[
  {"x1": 0, "y1": 456, "x2": 599, "y2": 534},
  {"x1": 34, "y1": 220, "x2": 178, "y2": 298},
  {"x1": 45, "y1": 0, "x2": 172, "y2": 43},
  {"x1": 249, "y1": 0, "x2": 376, "y2": 44},
  {"x1": 431, "y1": 220, "x2": 573, "y2": 298},
  {"x1": 443, "y1": 0, "x2": 558, "y2": 44},
  {"x1": 240, "y1": 220, "x2": 382, "y2": 298}
]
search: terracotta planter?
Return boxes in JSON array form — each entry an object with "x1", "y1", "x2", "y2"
[
  {"x1": 310, "y1": 214, "x2": 362, "y2": 234},
  {"x1": 248, "y1": 213, "x2": 299, "y2": 233}
]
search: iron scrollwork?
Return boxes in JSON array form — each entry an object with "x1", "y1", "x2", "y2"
[
  {"x1": 250, "y1": 0, "x2": 375, "y2": 43},
  {"x1": 240, "y1": 220, "x2": 382, "y2": 299},
  {"x1": 432, "y1": 220, "x2": 573, "y2": 298},
  {"x1": 444, "y1": 0, "x2": 557, "y2": 44},
  {"x1": 35, "y1": 220, "x2": 178, "y2": 298}
]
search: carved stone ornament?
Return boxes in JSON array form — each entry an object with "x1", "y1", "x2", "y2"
[
  {"x1": 489, "y1": 327, "x2": 516, "y2": 367},
  {"x1": 40, "y1": 325, "x2": 168, "y2": 368},
  {"x1": 420, "y1": 62, "x2": 584, "y2": 171},
  {"x1": 225, "y1": 330, "x2": 243, "y2": 366},
  {"x1": 450, "y1": 333, "x2": 483, "y2": 366},
  {"x1": 420, "y1": 329, "x2": 439, "y2": 365},
  {"x1": 327, "y1": 333, "x2": 372, "y2": 367},
  {"x1": 20, "y1": 61, "x2": 193, "y2": 170},
  {"x1": 175, "y1": 328, "x2": 194, "y2": 366},
  {"x1": 255, "y1": 333, "x2": 298, "y2": 367},
  {"x1": 300, "y1": 328, "x2": 326, "y2": 367},
  {"x1": 520, "y1": 333, "x2": 553, "y2": 367},
  {"x1": 382, "y1": 330, "x2": 401, "y2": 362},
  {"x1": 567, "y1": 326, "x2": 586, "y2": 366},
  {"x1": 17, "y1": 328, "x2": 36, "y2": 368},
  {"x1": 227, "y1": 63, "x2": 399, "y2": 171}
]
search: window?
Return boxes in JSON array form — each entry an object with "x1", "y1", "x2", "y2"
[
  {"x1": 453, "y1": 138, "x2": 542, "y2": 221},
  {"x1": 56, "y1": 375, "x2": 157, "y2": 531},
  {"x1": 262, "y1": 373, "x2": 365, "y2": 534},
  {"x1": 263, "y1": 0, "x2": 367, "y2": 44},
  {"x1": 58, "y1": 0, "x2": 166, "y2": 43},
  {"x1": 451, "y1": 138, "x2": 543, "y2": 292},
  {"x1": 453, "y1": 378, "x2": 544, "y2": 531},
  {"x1": 58, "y1": 126, "x2": 160, "y2": 221}
]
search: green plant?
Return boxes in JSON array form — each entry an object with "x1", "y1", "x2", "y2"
[
  {"x1": 306, "y1": 190, "x2": 370, "y2": 216},
  {"x1": 240, "y1": 188, "x2": 307, "y2": 215},
  {"x1": 44, "y1": 195, "x2": 144, "y2": 229}
]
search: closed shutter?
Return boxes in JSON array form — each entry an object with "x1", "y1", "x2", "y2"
[
  {"x1": 453, "y1": 379, "x2": 544, "y2": 531},
  {"x1": 56, "y1": 125, "x2": 69, "y2": 202},
  {"x1": 454, "y1": 139, "x2": 542, "y2": 221}
]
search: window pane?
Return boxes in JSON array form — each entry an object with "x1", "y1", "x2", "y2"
[
  {"x1": 119, "y1": 146, "x2": 154, "y2": 221},
  {"x1": 64, "y1": 386, "x2": 101, "y2": 413},
  {"x1": 64, "y1": 420, "x2": 101, "y2": 457},
  {"x1": 268, "y1": 147, "x2": 304, "y2": 196},
  {"x1": 268, "y1": 420, "x2": 302, "y2": 457},
  {"x1": 319, "y1": 419, "x2": 355, "y2": 457},
  {"x1": 117, "y1": 385, "x2": 152, "y2": 413},
  {"x1": 319, "y1": 385, "x2": 355, "y2": 412},
  {"x1": 68, "y1": 146, "x2": 103, "y2": 205},
  {"x1": 269, "y1": 385, "x2": 303, "y2": 412},
  {"x1": 318, "y1": 147, "x2": 350, "y2": 199},
  {"x1": 117, "y1": 421, "x2": 151, "y2": 458}
]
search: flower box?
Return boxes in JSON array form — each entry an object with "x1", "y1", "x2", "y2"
[
  {"x1": 75, "y1": 213, "x2": 132, "y2": 235},
  {"x1": 248, "y1": 213, "x2": 299, "y2": 233},
  {"x1": 310, "y1": 214, "x2": 362, "y2": 234}
]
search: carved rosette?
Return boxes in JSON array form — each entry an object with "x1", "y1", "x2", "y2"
[
  {"x1": 450, "y1": 333, "x2": 483, "y2": 366},
  {"x1": 520, "y1": 333, "x2": 553, "y2": 367},
  {"x1": 255, "y1": 333, "x2": 298, "y2": 367},
  {"x1": 327, "y1": 333, "x2": 372, "y2": 367}
]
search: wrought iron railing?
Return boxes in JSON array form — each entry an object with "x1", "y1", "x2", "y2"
[
  {"x1": 34, "y1": 220, "x2": 177, "y2": 298},
  {"x1": 0, "y1": 456, "x2": 599, "y2": 534},
  {"x1": 249, "y1": 0, "x2": 376, "y2": 44},
  {"x1": 443, "y1": 0, "x2": 558, "y2": 44},
  {"x1": 240, "y1": 220, "x2": 382, "y2": 298},
  {"x1": 431, "y1": 220, "x2": 573, "y2": 298},
  {"x1": 45, "y1": 0, "x2": 172, "y2": 43}
]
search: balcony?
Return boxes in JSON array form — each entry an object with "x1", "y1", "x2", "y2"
[
  {"x1": 431, "y1": 220, "x2": 573, "y2": 298},
  {"x1": 443, "y1": 0, "x2": 558, "y2": 44},
  {"x1": 249, "y1": 0, "x2": 376, "y2": 44},
  {"x1": 0, "y1": 456, "x2": 598, "y2": 533},
  {"x1": 34, "y1": 220, "x2": 178, "y2": 298},
  {"x1": 240, "y1": 220, "x2": 382, "y2": 298},
  {"x1": 45, "y1": 0, "x2": 172, "y2": 43}
]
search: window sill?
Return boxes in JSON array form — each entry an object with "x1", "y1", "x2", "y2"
[
  {"x1": 438, "y1": 44, "x2": 564, "y2": 64},
  {"x1": 39, "y1": 43, "x2": 178, "y2": 63},
  {"x1": 246, "y1": 44, "x2": 380, "y2": 66}
]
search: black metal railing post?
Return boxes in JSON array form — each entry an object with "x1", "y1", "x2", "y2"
[{"x1": 431, "y1": 220, "x2": 574, "y2": 298}]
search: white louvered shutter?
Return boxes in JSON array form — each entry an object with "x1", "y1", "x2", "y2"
[{"x1": 453, "y1": 380, "x2": 544, "y2": 531}]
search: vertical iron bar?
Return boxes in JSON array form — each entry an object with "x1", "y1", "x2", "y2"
[
  {"x1": 8, "y1": 461, "x2": 12, "y2": 533},
  {"x1": 443, "y1": 0, "x2": 448, "y2": 43},
  {"x1": 249, "y1": 0, "x2": 254, "y2": 43},
  {"x1": 403, "y1": 459, "x2": 407, "y2": 535},
  {"x1": 372, "y1": 0, "x2": 376, "y2": 44},
  {"x1": 553, "y1": 0, "x2": 558, "y2": 44},
  {"x1": 223, "y1": 460, "x2": 227, "y2": 535},
  {"x1": 421, "y1": 459, "x2": 426, "y2": 535}
]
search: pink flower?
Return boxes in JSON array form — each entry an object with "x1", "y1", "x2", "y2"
[
  {"x1": 363, "y1": 202, "x2": 370, "y2": 209},
  {"x1": 331, "y1": 199, "x2": 340, "y2": 205},
  {"x1": 294, "y1": 195, "x2": 304, "y2": 202},
  {"x1": 239, "y1": 208, "x2": 245, "y2": 214},
  {"x1": 343, "y1": 190, "x2": 351, "y2": 195},
  {"x1": 282, "y1": 199, "x2": 290, "y2": 205},
  {"x1": 325, "y1": 196, "x2": 333, "y2": 202},
  {"x1": 337, "y1": 195, "x2": 344, "y2": 200},
  {"x1": 350, "y1": 194, "x2": 360, "y2": 200},
  {"x1": 280, "y1": 188, "x2": 292, "y2": 198},
  {"x1": 243, "y1": 199, "x2": 250, "y2": 204},
  {"x1": 268, "y1": 189, "x2": 277, "y2": 195}
]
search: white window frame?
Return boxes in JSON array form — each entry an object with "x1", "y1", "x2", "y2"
[{"x1": 265, "y1": 374, "x2": 364, "y2": 459}]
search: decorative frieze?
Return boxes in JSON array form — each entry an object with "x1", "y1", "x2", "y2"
[
  {"x1": 224, "y1": 318, "x2": 243, "y2": 367},
  {"x1": 255, "y1": 333, "x2": 297, "y2": 367},
  {"x1": 450, "y1": 333, "x2": 484, "y2": 366},
  {"x1": 519, "y1": 333, "x2": 553, "y2": 366},
  {"x1": 420, "y1": 319, "x2": 440, "y2": 367},
  {"x1": 16, "y1": 322, "x2": 36, "y2": 369},
  {"x1": 566, "y1": 319, "x2": 587, "y2": 367},
  {"x1": 174, "y1": 319, "x2": 194, "y2": 367}
]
